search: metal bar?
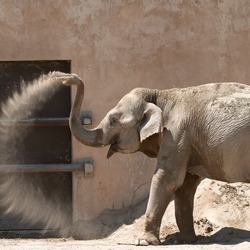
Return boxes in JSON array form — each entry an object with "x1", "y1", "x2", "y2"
[
  {"x1": 0, "y1": 163, "x2": 84, "y2": 172},
  {"x1": 0, "y1": 117, "x2": 69, "y2": 126}
]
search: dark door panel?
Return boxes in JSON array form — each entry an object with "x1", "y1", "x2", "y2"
[{"x1": 0, "y1": 61, "x2": 72, "y2": 231}]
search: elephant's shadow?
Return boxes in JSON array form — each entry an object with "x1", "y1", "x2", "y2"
[{"x1": 163, "y1": 227, "x2": 250, "y2": 245}]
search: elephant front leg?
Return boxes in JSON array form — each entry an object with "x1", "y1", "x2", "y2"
[
  {"x1": 136, "y1": 129, "x2": 190, "y2": 245},
  {"x1": 174, "y1": 173, "x2": 201, "y2": 243},
  {"x1": 136, "y1": 167, "x2": 187, "y2": 246}
]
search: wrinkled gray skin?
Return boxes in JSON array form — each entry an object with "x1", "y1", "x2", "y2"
[{"x1": 55, "y1": 73, "x2": 250, "y2": 245}]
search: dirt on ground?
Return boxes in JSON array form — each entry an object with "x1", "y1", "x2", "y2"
[{"x1": 0, "y1": 179, "x2": 249, "y2": 249}]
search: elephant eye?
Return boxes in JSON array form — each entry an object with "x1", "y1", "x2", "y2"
[{"x1": 110, "y1": 117, "x2": 119, "y2": 126}]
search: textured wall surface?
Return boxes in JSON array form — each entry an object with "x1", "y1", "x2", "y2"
[{"x1": 0, "y1": 0, "x2": 250, "y2": 220}]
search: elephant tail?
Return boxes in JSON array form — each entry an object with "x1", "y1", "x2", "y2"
[{"x1": 0, "y1": 72, "x2": 70, "y2": 234}]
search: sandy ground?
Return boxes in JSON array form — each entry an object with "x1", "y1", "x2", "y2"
[
  {"x1": 0, "y1": 179, "x2": 249, "y2": 249},
  {"x1": 0, "y1": 238, "x2": 249, "y2": 250}
]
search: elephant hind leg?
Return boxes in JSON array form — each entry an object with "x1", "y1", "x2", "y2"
[{"x1": 174, "y1": 173, "x2": 201, "y2": 243}]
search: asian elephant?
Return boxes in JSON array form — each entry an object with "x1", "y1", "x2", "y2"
[{"x1": 54, "y1": 72, "x2": 250, "y2": 245}]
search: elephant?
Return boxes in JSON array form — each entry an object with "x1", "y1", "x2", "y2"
[{"x1": 54, "y1": 72, "x2": 250, "y2": 245}]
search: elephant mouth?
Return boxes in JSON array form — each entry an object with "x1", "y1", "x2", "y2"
[
  {"x1": 107, "y1": 136, "x2": 119, "y2": 159},
  {"x1": 107, "y1": 144, "x2": 117, "y2": 159},
  {"x1": 106, "y1": 136, "x2": 139, "y2": 159}
]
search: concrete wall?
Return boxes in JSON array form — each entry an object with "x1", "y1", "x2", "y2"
[{"x1": 0, "y1": 0, "x2": 250, "y2": 220}]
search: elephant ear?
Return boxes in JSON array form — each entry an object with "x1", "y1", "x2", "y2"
[{"x1": 140, "y1": 103, "x2": 163, "y2": 143}]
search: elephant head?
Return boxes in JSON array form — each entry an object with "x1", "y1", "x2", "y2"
[{"x1": 56, "y1": 73, "x2": 163, "y2": 158}]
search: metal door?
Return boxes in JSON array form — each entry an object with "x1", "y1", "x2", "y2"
[{"x1": 0, "y1": 61, "x2": 72, "y2": 232}]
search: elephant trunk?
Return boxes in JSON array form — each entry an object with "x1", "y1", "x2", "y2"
[{"x1": 69, "y1": 79, "x2": 104, "y2": 147}]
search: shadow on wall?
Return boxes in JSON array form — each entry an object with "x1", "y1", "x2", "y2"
[{"x1": 69, "y1": 198, "x2": 148, "y2": 240}]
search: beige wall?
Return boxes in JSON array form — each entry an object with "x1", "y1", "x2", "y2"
[{"x1": 1, "y1": 0, "x2": 250, "y2": 220}]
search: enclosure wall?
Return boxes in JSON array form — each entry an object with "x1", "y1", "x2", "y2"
[{"x1": 0, "y1": 0, "x2": 250, "y2": 220}]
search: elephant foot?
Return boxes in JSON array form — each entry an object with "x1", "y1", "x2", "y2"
[
  {"x1": 163, "y1": 232, "x2": 198, "y2": 245},
  {"x1": 135, "y1": 232, "x2": 161, "y2": 246},
  {"x1": 178, "y1": 232, "x2": 198, "y2": 244}
]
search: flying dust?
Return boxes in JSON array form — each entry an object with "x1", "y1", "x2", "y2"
[
  {"x1": 0, "y1": 72, "x2": 135, "y2": 241},
  {"x1": 0, "y1": 72, "x2": 72, "y2": 236}
]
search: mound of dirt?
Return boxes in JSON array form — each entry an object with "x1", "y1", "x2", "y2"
[{"x1": 105, "y1": 179, "x2": 250, "y2": 245}]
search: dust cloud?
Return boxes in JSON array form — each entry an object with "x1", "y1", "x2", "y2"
[{"x1": 0, "y1": 72, "x2": 70, "y2": 235}]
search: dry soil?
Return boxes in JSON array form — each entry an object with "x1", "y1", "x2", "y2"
[{"x1": 0, "y1": 179, "x2": 249, "y2": 249}]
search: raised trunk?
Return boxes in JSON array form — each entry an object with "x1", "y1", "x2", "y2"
[{"x1": 69, "y1": 80, "x2": 104, "y2": 147}]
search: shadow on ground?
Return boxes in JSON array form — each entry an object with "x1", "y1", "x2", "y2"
[{"x1": 163, "y1": 227, "x2": 250, "y2": 245}]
